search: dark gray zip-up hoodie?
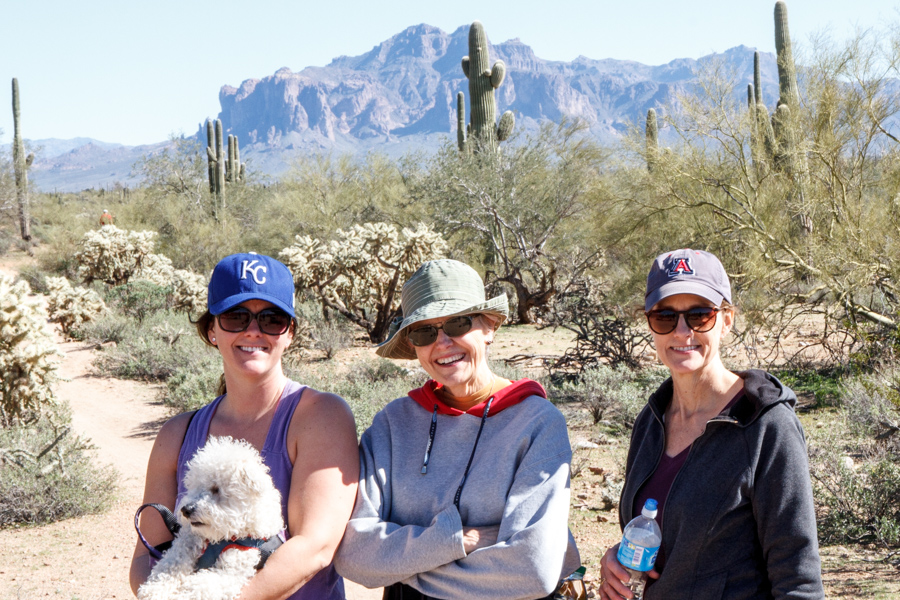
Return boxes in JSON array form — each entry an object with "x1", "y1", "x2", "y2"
[{"x1": 620, "y1": 370, "x2": 824, "y2": 600}]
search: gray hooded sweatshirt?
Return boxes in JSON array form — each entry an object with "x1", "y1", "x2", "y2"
[{"x1": 335, "y1": 380, "x2": 580, "y2": 600}]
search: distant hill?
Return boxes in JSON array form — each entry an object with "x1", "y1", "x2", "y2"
[
  {"x1": 206, "y1": 24, "x2": 780, "y2": 175},
  {"x1": 18, "y1": 24, "x2": 783, "y2": 191}
]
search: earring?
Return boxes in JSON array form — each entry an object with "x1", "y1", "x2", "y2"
[
  {"x1": 486, "y1": 338, "x2": 493, "y2": 346},
  {"x1": 211, "y1": 337, "x2": 216, "y2": 343}
]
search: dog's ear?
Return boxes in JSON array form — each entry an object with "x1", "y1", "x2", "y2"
[{"x1": 237, "y1": 457, "x2": 267, "y2": 495}]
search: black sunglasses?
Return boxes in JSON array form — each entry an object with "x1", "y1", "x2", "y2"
[
  {"x1": 407, "y1": 315, "x2": 474, "y2": 347},
  {"x1": 645, "y1": 307, "x2": 721, "y2": 335},
  {"x1": 216, "y1": 307, "x2": 292, "y2": 335}
]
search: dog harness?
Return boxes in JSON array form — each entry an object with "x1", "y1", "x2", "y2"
[
  {"x1": 134, "y1": 503, "x2": 283, "y2": 571},
  {"x1": 196, "y1": 534, "x2": 284, "y2": 570}
]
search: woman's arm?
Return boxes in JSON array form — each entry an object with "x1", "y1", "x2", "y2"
[
  {"x1": 405, "y1": 448, "x2": 573, "y2": 600},
  {"x1": 129, "y1": 411, "x2": 193, "y2": 594},
  {"x1": 333, "y1": 413, "x2": 469, "y2": 588},
  {"x1": 753, "y1": 406, "x2": 824, "y2": 600},
  {"x1": 235, "y1": 390, "x2": 359, "y2": 600}
]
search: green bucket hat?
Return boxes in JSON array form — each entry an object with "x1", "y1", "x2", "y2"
[{"x1": 376, "y1": 259, "x2": 508, "y2": 360}]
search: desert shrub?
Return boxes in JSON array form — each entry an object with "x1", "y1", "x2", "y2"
[
  {"x1": 0, "y1": 418, "x2": 118, "y2": 527},
  {"x1": 94, "y1": 310, "x2": 208, "y2": 381},
  {"x1": 810, "y1": 368, "x2": 900, "y2": 548},
  {"x1": 551, "y1": 364, "x2": 666, "y2": 430},
  {"x1": 311, "y1": 319, "x2": 355, "y2": 359},
  {"x1": 0, "y1": 276, "x2": 63, "y2": 426},
  {"x1": 549, "y1": 278, "x2": 650, "y2": 373},
  {"x1": 15, "y1": 264, "x2": 51, "y2": 295},
  {"x1": 813, "y1": 448, "x2": 900, "y2": 548},
  {"x1": 133, "y1": 252, "x2": 175, "y2": 287},
  {"x1": 280, "y1": 222, "x2": 447, "y2": 343},
  {"x1": 72, "y1": 312, "x2": 131, "y2": 345},
  {"x1": 0, "y1": 228, "x2": 12, "y2": 256},
  {"x1": 75, "y1": 225, "x2": 158, "y2": 285},
  {"x1": 293, "y1": 359, "x2": 426, "y2": 435},
  {"x1": 45, "y1": 276, "x2": 107, "y2": 336},
  {"x1": 773, "y1": 368, "x2": 845, "y2": 408},
  {"x1": 163, "y1": 354, "x2": 224, "y2": 414},
  {"x1": 105, "y1": 280, "x2": 171, "y2": 324},
  {"x1": 171, "y1": 268, "x2": 208, "y2": 317}
]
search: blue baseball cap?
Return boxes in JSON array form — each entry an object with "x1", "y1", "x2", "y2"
[
  {"x1": 645, "y1": 249, "x2": 732, "y2": 311},
  {"x1": 207, "y1": 253, "x2": 296, "y2": 317}
]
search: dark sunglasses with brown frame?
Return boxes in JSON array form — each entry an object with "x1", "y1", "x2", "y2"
[
  {"x1": 406, "y1": 315, "x2": 475, "y2": 347},
  {"x1": 216, "y1": 307, "x2": 293, "y2": 336},
  {"x1": 645, "y1": 306, "x2": 721, "y2": 335}
]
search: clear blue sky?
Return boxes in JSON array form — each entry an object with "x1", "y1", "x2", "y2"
[{"x1": 1, "y1": 0, "x2": 896, "y2": 146}]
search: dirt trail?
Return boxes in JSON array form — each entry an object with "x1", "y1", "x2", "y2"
[{"x1": 0, "y1": 258, "x2": 378, "y2": 600}]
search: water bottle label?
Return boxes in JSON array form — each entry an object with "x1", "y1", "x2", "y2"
[{"x1": 617, "y1": 540, "x2": 660, "y2": 572}]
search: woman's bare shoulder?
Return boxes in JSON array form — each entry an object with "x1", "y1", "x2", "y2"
[
  {"x1": 151, "y1": 410, "x2": 198, "y2": 455},
  {"x1": 297, "y1": 386, "x2": 354, "y2": 420}
]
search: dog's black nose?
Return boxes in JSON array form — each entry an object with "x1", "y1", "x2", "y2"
[{"x1": 181, "y1": 503, "x2": 196, "y2": 518}]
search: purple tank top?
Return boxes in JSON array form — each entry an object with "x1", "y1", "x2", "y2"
[{"x1": 177, "y1": 379, "x2": 345, "y2": 600}]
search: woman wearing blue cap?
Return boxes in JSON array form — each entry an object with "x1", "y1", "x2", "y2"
[
  {"x1": 130, "y1": 253, "x2": 359, "y2": 600},
  {"x1": 334, "y1": 259, "x2": 581, "y2": 600},
  {"x1": 597, "y1": 249, "x2": 823, "y2": 600}
]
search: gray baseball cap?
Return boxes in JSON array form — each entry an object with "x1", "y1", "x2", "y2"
[
  {"x1": 376, "y1": 259, "x2": 508, "y2": 360},
  {"x1": 645, "y1": 249, "x2": 731, "y2": 311}
]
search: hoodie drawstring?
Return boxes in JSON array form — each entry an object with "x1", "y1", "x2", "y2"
[
  {"x1": 421, "y1": 405, "x2": 438, "y2": 474},
  {"x1": 454, "y1": 397, "x2": 493, "y2": 509}
]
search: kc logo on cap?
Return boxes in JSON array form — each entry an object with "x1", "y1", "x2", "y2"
[{"x1": 241, "y1": 260, "x2": 268, "y2": 285}]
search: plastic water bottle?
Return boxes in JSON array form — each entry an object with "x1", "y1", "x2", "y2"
[{"x1": 616, "y1": 499, "x2": 661, "y2": 600}]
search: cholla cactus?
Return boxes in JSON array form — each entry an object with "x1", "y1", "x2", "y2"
[
  {"x1": 0, "y1": 276, "x2": 63, "y2": 425},
  {"x1": 171, "y1": 269, "x2": 208, "y2": 316},
  {"x1": 45, "y1": 277, "x2": 106, "y2": 336},
  {"x1": 134, "y1": 253, "x2": 175, "y2": 288},
  {"x1": 75, "y1": 225, "x2": 158, "y2": 286},
  {"x1": 280, "y1": 222, "x2": 448, "y2": 342}
]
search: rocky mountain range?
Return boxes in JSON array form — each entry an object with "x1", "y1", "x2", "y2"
[
  {"x1": 209, "y1": 24, "x2": 780, "y2": 174},
  {"x1": 22, "y1": 23, "x2": 783, "y2": 191}
]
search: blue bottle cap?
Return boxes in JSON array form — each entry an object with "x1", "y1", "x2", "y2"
[{"x1": 645, "y1": 499, "x2": 658, "y2": 511}]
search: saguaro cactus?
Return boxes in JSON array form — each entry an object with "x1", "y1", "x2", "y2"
[
  {"x1": 456, "y1": 92, "x2": 467, "y2": 152},
  {"x1": 215, "y1": 119, "x2": 225, "y2": 200},
  {"x1": 753, "y1": 51, "x2": 763, "y2": 106},
  {"x1": 458, "y1": 21, "x2": 515, "y2": 153},
  {"x1": 226, "y1": 134, "x2": 245, "y2": 183},
  {"x1": 645, "y1": 108, "x2": 659, "y2": 173},
  {"x1": 12, "y1": 78, "x2": 31, "y2": 242},
  {"x1": 206, "y1": 120, "x2": 216, "y2": 193},
  {"x1": 774, "y1": 1, "x2": 800, "y2": 109}
]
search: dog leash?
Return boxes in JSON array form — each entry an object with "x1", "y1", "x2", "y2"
[
  {"x1": 134, "y1": 503, "x2": 182, "y2": 560},
  {"x1": 134, "y1": 503, "x2": 283, "y2": 569}
]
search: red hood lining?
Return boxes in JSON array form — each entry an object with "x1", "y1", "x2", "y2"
[{"x1": 408, "y1": 379, "x2": 546, "y2": 416}]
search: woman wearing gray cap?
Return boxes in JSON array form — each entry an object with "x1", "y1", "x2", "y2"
[
  {"x1": 335, "y1": 259, "x2": 581, "y2": 600},
  {"x1": 130, "y1": 252, "x2": 359, "y2": 600},
  {"x1": 598, "y1": 249, "x2": 823, "y2": 600}
]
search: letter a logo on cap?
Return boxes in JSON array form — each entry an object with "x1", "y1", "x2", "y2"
[
  {"x1": 668, "y1": 257, "x2": 694, "y2": 277},
  {"x1": 241, "y1": 260, "x2": 268, "y2": 284}
]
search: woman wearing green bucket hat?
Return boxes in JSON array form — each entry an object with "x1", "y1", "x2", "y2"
[{"x1": 335, "y1": 259, "x2": 582, "y2": 600}]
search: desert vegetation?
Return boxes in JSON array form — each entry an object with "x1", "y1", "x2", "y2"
[{"x1": 1, "y1": 2, "x2": 899, "y2": 596}]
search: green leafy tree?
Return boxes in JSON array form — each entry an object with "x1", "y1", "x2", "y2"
[
  {"x1": 132, "y1": 136, "x2": 207, "y2": 207},
  {"x1": 620, "y1": 28, "x2": 900, "y2": 364},
  {"x1": 409, "y1": 120, "x2": 606, "y2": 323}
]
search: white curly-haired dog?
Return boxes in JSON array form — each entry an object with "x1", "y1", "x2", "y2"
[{"x1": 138, "y1": 436, "x2": 285, "y2": 600}]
